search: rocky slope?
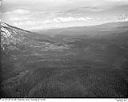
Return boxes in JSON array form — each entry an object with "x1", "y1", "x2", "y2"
[
  {"x1": 1, "y1": 22, "x2": 69, "y2": 52},
  {"x1": 1, "y1": 22, "x2": 31, "y2": 50}
]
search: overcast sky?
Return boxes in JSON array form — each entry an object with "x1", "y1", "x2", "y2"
[{"x1": 1, "y1": 0, "x2": 128, "y2": 30}]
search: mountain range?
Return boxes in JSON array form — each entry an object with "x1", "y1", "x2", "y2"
[{"x1": 1, "y1": 21, "x2": 128, "y2": 97}]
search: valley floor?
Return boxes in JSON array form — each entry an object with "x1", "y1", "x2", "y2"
[{"x1": 1, "y1": 29, "x2": 128, "y2": 97}]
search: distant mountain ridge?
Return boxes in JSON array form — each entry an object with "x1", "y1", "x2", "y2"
[{"x1": 37, "y1": 21, "x2": 128, "y2": 38}]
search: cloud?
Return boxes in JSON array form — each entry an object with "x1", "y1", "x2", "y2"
[
  {"x1": 2, "y1": 0, "x2": 128, "y2": 31},
  {"x1": 3, "y1": 0, "x2": 128, "y2": 12},
  {"x1": 51, "y1": 17, "x2": 92, "y2": 23},
  {"x1": 2, "y1": 8, "x2": 95, "y2": 30},
  {"x1": 7, "y1": 16, "x2": 94, "y2": 30},
  {"x1": 12, "y1": 9, "x2": 30, "y2": 14},
  {"x1": 2, "y1": 9, "x2": 31, "y2": 24},
  {"x1": 107, "y1": 0, "x2": 128, "y2": 2},
  {"x1": 5, "y1": 9, "x2": 30, "y2": 15}
]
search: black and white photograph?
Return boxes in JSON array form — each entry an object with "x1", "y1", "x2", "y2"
[{"x1": 1, "y1": 0, "x2": 128, "y2": 98}]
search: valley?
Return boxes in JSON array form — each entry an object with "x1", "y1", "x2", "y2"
[{"x1": 1, "y1": 22, "x2": 128, "y2": 97}]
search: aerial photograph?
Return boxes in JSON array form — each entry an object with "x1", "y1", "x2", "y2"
[{"x1": 1, "y1": 0, "x2": 128, "y2": 98}]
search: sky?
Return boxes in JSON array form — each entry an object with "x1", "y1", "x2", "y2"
[{"x1": 1, "y1": 0, "x2": 128, "y2": 30}]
